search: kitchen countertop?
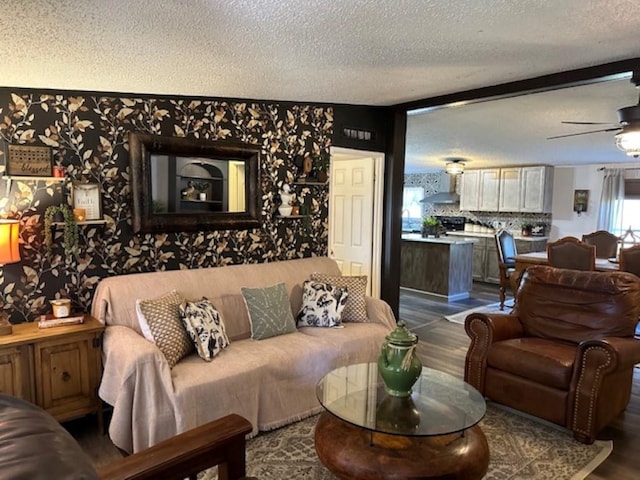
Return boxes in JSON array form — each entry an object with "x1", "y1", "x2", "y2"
[
  {"x1": 446, "y1": 231, "x2": 549, "y2": 242},
  {"x1": 401, "y1": 233, "x2": 477, "y2": 245}
]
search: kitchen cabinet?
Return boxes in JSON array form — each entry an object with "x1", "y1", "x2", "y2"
[
  {"x1": 520, "y1": 166, "x2": 553, "y2": 213},
  {"x1": 454, "y1": 233, "x2": 547, "y2": 284},
  {"x1": 462, "y1": 166, "x2": 553, "y2": 213},
  {"x1": 459, "y1": 168, "x2": 500, "y2": 212},
  {"x1": 478, "y1": 169, "x2": 500, "y2": 211},
  {"x1": 459, "y1": 170, "x2": 480, "y2": 211},
  {"x1": 0, "y1": 316, "x2": 103, "y2": 424},
  {"x1": 498, "y1": 167, "x2": 522, "y2": 212}
]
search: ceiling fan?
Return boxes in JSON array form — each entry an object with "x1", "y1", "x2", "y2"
[{"x1": 547, "y1": 71, "x2": 640, "y2": 157}]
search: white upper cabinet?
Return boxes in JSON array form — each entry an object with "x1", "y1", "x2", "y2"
[
  {"x1": 520, "y1": 166, "x2": 554, "y2": 213},
  {"x1": 459, "y1": 170, "x2": 480, "y2": 211},
  {"x1": 478, "y1": 169, "x2": 500, "y2": 211},
  {"x1": 461, "y1": 165, "x2": 553, "y2": 213},
  {"x1": 498, "y1": 167, "x2": 522, "y2": 212}
]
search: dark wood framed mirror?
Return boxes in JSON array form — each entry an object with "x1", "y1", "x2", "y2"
[{"x1": 128, "y1": 132, "x2": 261, "y2": 233}]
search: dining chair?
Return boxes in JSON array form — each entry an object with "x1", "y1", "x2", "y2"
[
  {"x1": 581, "y1": 230, "x2": 619, "y2": 259},
  {"x1": 494, "y1": 229, "x2": 518, "y2": 310},
  {"x1": 546, "y1": 236, "x2": 596, "y2": 271},
  {"x1": 619, "y1": 245, "x2": 640, "y2": 278}
]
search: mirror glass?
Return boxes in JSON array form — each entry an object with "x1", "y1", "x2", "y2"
[{"x1": 129, "y1": 132, "x2": 261, "y2": 233}]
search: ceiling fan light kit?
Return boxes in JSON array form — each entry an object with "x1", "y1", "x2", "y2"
[{"x1": 615, "y1": 126, "x2": 640, "y2": 157}]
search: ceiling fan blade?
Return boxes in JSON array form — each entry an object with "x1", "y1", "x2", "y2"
[
  {"x1": 561, "y1": 121, "x2": 616, "y2": 125},
  {"x1": 547, "y1": 127, "x2": 621, "y2": 140}
]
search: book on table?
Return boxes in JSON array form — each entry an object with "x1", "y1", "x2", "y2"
[{"x1": 38, "y1": 314, "x2": 85, "y2": 329}]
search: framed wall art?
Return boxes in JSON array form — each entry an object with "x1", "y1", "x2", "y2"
[
  {"x1": 72, "y1": 182, "x2": 102, "y2": 220},
  {"x1": 6, "y1": 144, "x2": 53, "y2": 176},
  {"x1": 573, "y1": 189, "x2": 589, "y2": 214}
]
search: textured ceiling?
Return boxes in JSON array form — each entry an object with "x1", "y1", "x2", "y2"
[
  {"x1": 405, "y1": 76, "x2": 640, "y2": 171},
  {"x1": 2, "y1": 1, "x2": 640, "y2": 171},
  {"x1": 1, "y1": 0, "x2": 640, "y2": 106}
]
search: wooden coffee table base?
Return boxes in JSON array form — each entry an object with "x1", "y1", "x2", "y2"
[{"x1": 314, "y1": 412, "x2": 489, "y2": 480}]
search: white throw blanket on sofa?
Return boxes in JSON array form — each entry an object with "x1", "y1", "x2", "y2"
[{"x1": 92, "y1": 257, "x2": 396, "y2": 453}]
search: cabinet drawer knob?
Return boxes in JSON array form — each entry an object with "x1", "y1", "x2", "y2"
[{"x1": 61, "y1": 371, "x2": 71, "y2": 382}]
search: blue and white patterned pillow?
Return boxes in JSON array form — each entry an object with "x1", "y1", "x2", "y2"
[
  {"x1": 179, "y1": 299, "x2": 230, "y2": 361},
  {"x1": 296, "y1": 280, "x2": 349, "y2": 328}
]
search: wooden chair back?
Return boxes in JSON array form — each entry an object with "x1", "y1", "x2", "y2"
[
  {"x1": 620, "y1": 245, "x2": 640, "y2": 278},
  {"x1": 581, "y1": 230, "x2": 619, "y2": 259},
  {"x1": 494, "y1": 229, "x2": 517, "y2": 310},
  {"x1": 546, "y1": 236, "x2": 596, "y2": 271}
]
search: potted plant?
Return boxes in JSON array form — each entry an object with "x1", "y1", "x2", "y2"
[
  {"x1": 422, "y1": 216, "x2": 439, "y2": 238},
  {"x1": 192, "y1": 181, "x2": 209, "y2": 201},
  {"x1": 314, "y1": 152, "x2": 330, "y2": 183},
  {"x1": 44, "y1": 204, "x2": 78, "y2": 253},
  {"x1": 521, "y1": 223, "x2": 533, "y2": 237}
]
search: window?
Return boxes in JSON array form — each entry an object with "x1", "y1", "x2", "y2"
[
  {"x1": 619, "y1": 178, "x2": 640, "y2": 247},
  {"x1": 402, "y1": 186, "x2": 423, "y2": 232}
]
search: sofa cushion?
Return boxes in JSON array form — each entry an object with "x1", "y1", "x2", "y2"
[
  {"x1": 487, "y1": 337, "x2": 575, "y2": 390},
  {"x1": 310, "y1": 273, "x2": 368, "y2": 322},
  {"x1": 180, "y1": 299, "x2": 230, "y2": 361},
  {"x1": 136, "y1": 290, "x2": 193, "y2": 368},
  {"x1": 241, "y1": 282, "x2": 297, "y2": 340},
  {"x1": 296, "y1": 280, "x2": 348, "y2": 328}
]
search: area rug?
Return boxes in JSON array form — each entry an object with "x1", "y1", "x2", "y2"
[
  {"x1": 198, "y1": 403, "x2": 612, "y2": 480},
  {"x1": 444, "y1": 301, "x2": 507, "y2": 324}
]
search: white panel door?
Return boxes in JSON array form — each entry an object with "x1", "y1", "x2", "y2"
[{"x1": 329, "y1": 158, "x2": 375, "y2": 294}]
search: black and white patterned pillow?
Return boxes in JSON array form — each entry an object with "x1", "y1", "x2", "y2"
[
  {"x1": 179, "y1": 299, "x2": 230, "y2": 361},
  {"x1": 310, "y1": 273, "x2": 368, "y2": 322},
  {"x1": 296, "y1": 281, "x2": 348, "y2": 328}
]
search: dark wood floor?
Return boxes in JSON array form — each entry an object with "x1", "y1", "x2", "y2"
[{"x1": 68, "y1": 282, "x2": 639, "y2": 478}]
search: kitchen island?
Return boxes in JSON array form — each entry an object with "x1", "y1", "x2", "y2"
[{"x1": 401, "y1": 234, "x2": 476, "y2": 301}]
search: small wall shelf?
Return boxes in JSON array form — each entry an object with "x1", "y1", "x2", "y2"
[
  {"x1": 293, "y1": 181, "x2": 328, "y2": 186},
  {"x1": 52, "y1": 219, "x2": 107, "y2": 227},
  {"x1": 3, "y1": 175, "x2": 66, "y2": 191},
  {"x1": 278, "y1": 215, "x2": 309, "y2": 219}
]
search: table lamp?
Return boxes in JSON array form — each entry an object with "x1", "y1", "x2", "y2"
[{"x1": 0, "y1": 219, "x2": 20, "y2": 335}]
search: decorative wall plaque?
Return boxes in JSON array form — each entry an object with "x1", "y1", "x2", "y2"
[
  {"x1": 6, "y1": 145, "x2": 53, "y2": 176},
  {"x1": 72, "y1": 182, "x2": 103, "y2": 220}
]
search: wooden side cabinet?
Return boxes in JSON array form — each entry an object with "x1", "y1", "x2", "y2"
[{"x1": 0, "y1": 316, "x2": 103, "y2": 423}]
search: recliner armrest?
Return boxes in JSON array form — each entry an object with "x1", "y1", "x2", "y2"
[
  {"x1": 464, "y1": 313, "x2": 524, "y2": 393},
  {"x1": 97, "y1": 413, "x2": 253, "y2": 480},
  {"x1": 466, "y1": 313, "x2": 524, "y2": 343},
  {"x1": 570, "y1": 337, "x2": 640, "y2": 443},
  {"x1": 575, "y1": 337, "x2": 640, "y2": 375}
]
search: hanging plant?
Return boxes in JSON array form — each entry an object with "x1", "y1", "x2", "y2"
[{"x1": 44, "y1": 204, "x2": 79, "y2": 252}]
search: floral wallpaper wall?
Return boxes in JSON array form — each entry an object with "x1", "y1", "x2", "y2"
[{"x1": 0, "y1": 89, "x2": 333, "y2": 323}]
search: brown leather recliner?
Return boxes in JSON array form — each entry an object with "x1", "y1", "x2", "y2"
[{"x1": 465, "y1": 265, "x2": 640, "y2": 444}]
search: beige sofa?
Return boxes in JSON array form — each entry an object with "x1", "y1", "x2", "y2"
[{"x1": 92, "y1": 257, "x2": 396, "y2": 453}]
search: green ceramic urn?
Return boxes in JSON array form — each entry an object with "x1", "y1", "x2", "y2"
[{"x1": 377, "y1": 321, "x2": 422, "y2": 397}]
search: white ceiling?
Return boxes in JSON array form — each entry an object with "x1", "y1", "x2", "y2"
[{"x1": 2, "y1": 1, "x2": 640, "y2": 170}]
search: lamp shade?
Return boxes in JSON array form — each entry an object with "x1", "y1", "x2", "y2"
[
  {"x1": 615, "y1": 125, "x2": 640, "y2": 157},
  {"x1": 0, "y1": 220, "x2": 21, "y2": 265}
]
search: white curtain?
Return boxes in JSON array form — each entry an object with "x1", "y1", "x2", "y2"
[{"x1": 597, "y1": 168, "x2": 625, "y2": 232}]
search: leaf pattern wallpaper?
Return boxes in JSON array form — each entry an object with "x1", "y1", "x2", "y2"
[{"x1": 0, "y1": 89, "x2": 333, "y2": 323}]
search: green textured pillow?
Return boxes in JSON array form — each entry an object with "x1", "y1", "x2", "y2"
[{"x1": 241, "y1": 283, "x2": 297, "y2": 340}]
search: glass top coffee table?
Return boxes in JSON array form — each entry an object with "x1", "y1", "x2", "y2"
[{"x1": 314, "y1": 362, "x2": 489, "y2": 480}]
